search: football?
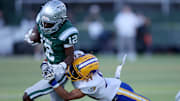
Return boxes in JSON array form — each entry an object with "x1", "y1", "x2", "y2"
[{"x1": 29, "y1": 29, "x2": 41, "y2": 43}]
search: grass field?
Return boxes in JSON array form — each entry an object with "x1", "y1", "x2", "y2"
[{"x1": 0, "y1": 54, "x2": 180, "y2": 101}]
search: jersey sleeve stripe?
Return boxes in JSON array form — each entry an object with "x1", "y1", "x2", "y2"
[
  {"x1": 58, "y1": 27, "x2": 78, "y2": 41},
  {"x1": 64, "y1": 44, "x2": 73, "y2": 48}
]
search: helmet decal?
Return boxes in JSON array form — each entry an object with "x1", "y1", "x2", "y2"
[{"x1": 78, "y1": 57, "x2": 98, "y2": 70}]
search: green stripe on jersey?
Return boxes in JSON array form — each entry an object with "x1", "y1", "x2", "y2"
[{"x1": 29, "y1": 87, "x2": 52, "y2": 97}]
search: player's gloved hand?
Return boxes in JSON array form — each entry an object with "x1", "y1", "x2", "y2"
[
  {"x1": 24, "y1": 29, "x2": 38, "y2": 45},
  {"x1": 41, "y1": 61, "x2": 55, "y2": 81},
  {"x1": 40, "y1": 62, "x2": 60, "y2": 88}
]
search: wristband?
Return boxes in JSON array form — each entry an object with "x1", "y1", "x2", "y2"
[{"x1": 49, "y1": 79, "x2": 60, "y2": 88}]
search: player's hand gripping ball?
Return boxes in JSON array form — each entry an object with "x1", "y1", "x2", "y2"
[
  {"x1": 29, "y1": 28, "x2": 41, "y2": 43},
  {"x1": 25, "y1": 28, "x2": 41, "y2": 44}
]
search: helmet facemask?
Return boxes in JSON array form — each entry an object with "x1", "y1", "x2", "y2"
[
  {"x1": 66, "y1": 65, "x2": 83, "y2": 81},
  {"x1": 39, "y1": 16, "x2": 65, "y2": 34}
]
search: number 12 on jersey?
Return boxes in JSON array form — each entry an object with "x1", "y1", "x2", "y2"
[{"x1": 68, "y1": 35, "x2": 78, "y2": 44}]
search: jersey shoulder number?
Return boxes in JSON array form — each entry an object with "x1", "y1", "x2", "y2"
[{"x1": 58, "y1": 27, "x2": 78, "y2": 44}]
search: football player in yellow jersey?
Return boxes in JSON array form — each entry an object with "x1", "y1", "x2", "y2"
[{"x1": 42, "y1": 53, "x2": 150, "y2": 101}]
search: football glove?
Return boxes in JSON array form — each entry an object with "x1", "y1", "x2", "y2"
[
  {"x1": 41, "y1": 62, "x2": 55, "y2": 81},
  {"x1": 41, "y1": 61, "x2": 66, "y2": 88}
]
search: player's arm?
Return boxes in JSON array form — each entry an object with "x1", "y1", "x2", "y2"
[
  {"x1": 63, "y1": 30, "x2": 78, "y2": 65},
  {"x1": 64, "y1": 46, "x2": 74, "y2": 66},
  {"x1": 54, "y1": 86, "x2": 85, "y2": 101},
  {"x1": 55, "y1": 43, "x2": 75, "y2": 71},
  {"x1": 57, "y1": 29, "x2": 78, "y2": 70}
]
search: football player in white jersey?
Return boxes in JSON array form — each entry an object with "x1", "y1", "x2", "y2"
[{"x1": 42, "y1": 53, "x2": 150, "y2": 101}]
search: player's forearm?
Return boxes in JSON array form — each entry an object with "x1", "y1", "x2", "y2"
[
  {"x1": 49, "y1": 79, "x2": 84, "y2": 100},
  {"x1": 64, "y1": 46, "x2": 74, "y2": 65},
  {"x1": 54, "y1": 86, "x2": 84, "y2": 100},
  {"x1": 67, "y1": 89, "x2": 85, "y2": 100}
]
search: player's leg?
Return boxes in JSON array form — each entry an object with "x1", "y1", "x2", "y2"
[
  {"x1": 23, "y1": 79, "x2": 54, "y2": 101},
  {"x1": 23, "y1": 61, "x2": 68, "y2": 101},
  {"x1": 113, "y1": 82, "x2": 150, "y2": 101}
]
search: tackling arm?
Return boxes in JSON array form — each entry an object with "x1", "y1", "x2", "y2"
[
  {"x1": 41, "y1": 62, "x2": 85, "y2": 101},
  {"x1": 54, "y1": 86, "x2": 85, "y2": 101}
]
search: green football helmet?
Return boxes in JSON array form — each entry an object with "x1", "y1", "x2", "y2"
[{"x1": 37, "y1": 0, "x2": 67, "y2": 34}]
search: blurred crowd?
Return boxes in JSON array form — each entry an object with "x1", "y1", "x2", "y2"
[
  {"x1": 0, "y1": 4, "x2": 152, "y2": 61},
  {"x1": 85, "y1": 5, "x2": 152, "y2": 61},
  {"x1": 0, "y1": 10, "x2": 32, "y2": 54},
  {"x1": 114, "y1": 5, "x2": 152, "y2": 61}
]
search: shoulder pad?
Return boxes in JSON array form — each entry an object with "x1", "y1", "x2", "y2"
[{"x1": 58, "y1": 27, "x2": 78, "y2": 41}]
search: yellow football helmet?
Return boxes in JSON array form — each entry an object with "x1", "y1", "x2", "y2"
[{"x1": 66, "y1": 54, "x2": 99, "y2": 81}]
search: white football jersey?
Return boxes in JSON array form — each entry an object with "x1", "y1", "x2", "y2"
[{"x1": 72, "y1": 72, "x2": 122, "y2": 101}]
